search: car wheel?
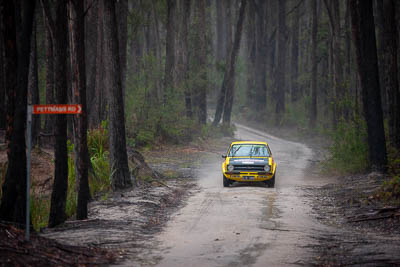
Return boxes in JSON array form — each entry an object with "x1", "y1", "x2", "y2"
[
  {"x1": 223, "y1": 175, "x2": 230, "y2": 187},
  {"x1": 267, "y1": 174, "x2": 275, "y2": 188}
]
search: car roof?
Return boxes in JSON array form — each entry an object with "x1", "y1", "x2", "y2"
[{"x1": 230, "y1": 141, "x2": 269, "y2": 146}]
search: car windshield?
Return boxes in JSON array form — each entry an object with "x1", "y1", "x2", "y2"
[{"x1": 228, "y1": 144, "x2": 270, "y2": 157}]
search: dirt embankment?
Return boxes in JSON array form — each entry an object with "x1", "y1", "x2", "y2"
[
  {"x1": 306, "y1": 172, "x2": 400, "y2": 266},
  {"x1": 0, "y1": 223, "x2": 118, "y2": 266}
]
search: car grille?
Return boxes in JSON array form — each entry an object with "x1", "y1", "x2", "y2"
[{"x1": 233, "y1": 165, "x2": 265, "y2": 172}]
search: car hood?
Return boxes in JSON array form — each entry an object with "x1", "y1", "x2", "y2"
[{"x1": 228, "y1": 157, "x2": 270, "y2": 165}]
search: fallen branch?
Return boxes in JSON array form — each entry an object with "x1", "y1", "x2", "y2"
[
  {"x1": 374, "y1": 207, "x2": 400, "y2": 213},
  {"x1": 348, "y1": 213, "x2": 398, "y2": 223}
]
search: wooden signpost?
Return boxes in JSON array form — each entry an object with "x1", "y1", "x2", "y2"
[{"x1": 26, "y1": 104, "x2": 82, "y2": 241}]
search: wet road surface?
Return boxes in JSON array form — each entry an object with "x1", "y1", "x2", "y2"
[{"x1": 131, "y1": 123, "x2": 332, "y2": 266}]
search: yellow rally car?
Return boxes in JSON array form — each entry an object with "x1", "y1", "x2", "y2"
[{"x1": 222, "y1": 141, "x2": 277, "y2": 187}]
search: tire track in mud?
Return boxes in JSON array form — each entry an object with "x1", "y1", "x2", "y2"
[{"x1": 187, "y1": 194, "x2": 216, "y2": 233}]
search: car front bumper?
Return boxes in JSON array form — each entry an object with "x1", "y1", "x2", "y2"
[{"x1": 223, "y1": 171, "x2": 274, "y2": 182}]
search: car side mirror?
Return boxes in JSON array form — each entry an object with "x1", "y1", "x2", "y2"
[{"x1": 222, "y1": 155, "x2": 227, "y2": 158}]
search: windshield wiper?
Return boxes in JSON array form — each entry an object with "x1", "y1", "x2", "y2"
[{"x1": 232, "y1": 146, "x2": 243, "y2": 157}]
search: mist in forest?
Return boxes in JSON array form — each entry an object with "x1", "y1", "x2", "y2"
[{"x1": 0, "y1": 0, "x2": 398, "y2": 241}]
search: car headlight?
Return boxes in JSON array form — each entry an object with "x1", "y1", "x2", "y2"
[
  {"x1": 264, "y1": 165, "x2": 271, "y2": 172},
  {"x1": 227, "y1": 165, "x2": 234, "y2": 171}
]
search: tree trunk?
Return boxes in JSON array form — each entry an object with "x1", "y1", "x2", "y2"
[
  {"x1": 127, "y1": 1, "x2": 142, "y2": 76},
  {"x1": 309, "y1": 0, "x2": 318, "y2": 128},
  {"x1": 28, "y1": 18, "x2": 41, "y2": 146},
  {"x1": 246, "y1": 0, "x2": 256, "y2": 109},
  {"x1": 163, "y1": 0, "x2": 176, "y2": 104},
  {"x1": 0, "y1": 17, "x2": 5, "y2": 131},
  {"x1": 268, "y1": 0, "x2": 277, "y2": 78},
  {"x1": 213, "y1": 0, "x2": 233, "y2": 125},
  {"x1": 324, "y1": 0, "x2": 345, "y2": 124},
  {"x1": 196, "y1": 0, "x2": 207, "y2": 124},
  {"x1": 382, "y1": 0, "x2": 400, "y2": 149},
  {"x1": 44, "y1": 0, "x2": 70, "y2": 228},
  {"x1": 43, "y1": 8, "x2": 55, "y2": 134},
  {"x1": 225, "y1": 0, "x2": 232, "y2": 63},
  {"x1": 116, "y1": 0, "x2": 128, "y2": 100},
  {"x1": 69, "y1": 0, "x2": 90, "y2": 220},
  {"x1": 90, "y1": 0, "x2": 105, "y2": 127},
  {"x1": 254, "y1": 0, "x2": 267, "y2": 116},
  {"x1": 349, "y1": 0, "x2": 387, "y2": 172},
  {"x1": 85, "y1": 0, "x2": 98, "y2": 129},
  {"x1": 290, "y1": 0, "x2": 300, "y2": 103},
  {"x1": 344, "y1": 1, "x2": 352, "y2": 92},
  {"x1": 152, "y1": 0, "x2": 162, "y2": 100},
  {"x1": 179, "y1": 0, "x2": 192, "y2": 118},
  {"x1": 0, "y1": 0, "x2": 35, "y2": 227},
  {"x1": 375, "y1": 0, "x2": 388, "y2": 117},
  {"x1": 275, "y1": 0, "x2": 287, "y2": 126},
  {"x1": 216, "y1": 0, "x2": 226, "y2": 65},
  {"x1": 221, "y1": 0, "x2": 247, "y2": 126},
  {"x1": 102, "y1": 0, "x2": 132, "y2": 190}
]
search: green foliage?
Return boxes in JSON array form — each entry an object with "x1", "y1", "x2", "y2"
[
  {"x1": 87, "y1": 123, "x2": 111, "y2": 196},
  {"x1": 68, "y1": 126, "x2": 112, "y2": 215},
  {"x1": 376, "y1": 176, "x2": 400, "y2": 203},
  {"x1": 89, "y1": 152, "x2": 111, "y2": 197},
  {"x1": 281, "y1": 97, "x2": 309, "y2": 128},
  {"x1": 5, "y1": 157, "x2": 52, "y2": 231},
  {"x1": 87, "y1": 120, "x2": 109, "y2": 156},
  {"x1": 124, "y1": 52, "x2": 211, "y2": 147},
  {"x1": 197, "y1": 123, "x2": 235, "y2": 139},
  {"x1": 29, "y1": 127, "x2": 111, "y2": 230},
  {"x1": 388, "y1": 147, "x2": 400, "y2": 176},
  {"x1": 125, "y1": 6, "x2": 220, "y2": 147},
  {"x1": 322, "y1": 119, "x2": 368, "y2": 174},
  {"x1": 376, "y1": 148, "x2": 400, "y2": 203},
  {"x1": 134, "y1": 128, "x2": 155, "y2": 147},
  {"x1": 230, "y1": 56, "x2": 248, "y2": 116},
  {"x1": 30, "y1": 195, "x2": 50, "y2": 232}
]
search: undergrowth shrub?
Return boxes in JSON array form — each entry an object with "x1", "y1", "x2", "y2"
[
  {"x1": 89, "y1": 148, "x2": 110, "y2": 196},
  {"x1": 30, "y1": 195, "x2": 50, "y2": 231},
  {"x1": 388, "y1": 147, "x2": 400, "y2": 176},
  {"x1": 87, "y1": 121, "x2": 111, "y2": 196},
  {"x1": 322, "y1": 119, "x2": 368, "y2": 174},
  {"x1": 376, "y1": 147, "x2": 400, "y2": 203},
  {"x1": 125, "y1": 53, "x2": 216, "y2": 147},
  {"x1": 281, "y1": 97, "x2": 309, "y2": 128},
  {"x1": 66, "y1": 133, "x2": 112, "y2": 220},
  {"x1": 30, "y1": 125, "x2": 111, "y2": 230},
  {"x1": 87, "y1": 120, "x2": 109, "y2": 156},
  {"x1": 376, "y1": 176, "x2": 400, "y2": 204}
]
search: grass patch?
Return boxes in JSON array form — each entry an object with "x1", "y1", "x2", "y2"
[
  {"x1": 30, "y1": 195, "x2": 50, "y2": 231},
  {"x1": 375, "y1": 176, "x2": 400, "y2": 204},
  {"x1": 30, "y1": 125, "x2": 111, "y2": 231},
  {"x1": 375, "y1": 148, "x2": 400, "y2": 204},
  {"x1": 322, "y1": 119, "x2": 368, "y2": 174}
]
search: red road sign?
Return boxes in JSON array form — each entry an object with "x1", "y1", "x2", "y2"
[{"x1": 33, "y1": 104, "x2": 82, "y2": 114}]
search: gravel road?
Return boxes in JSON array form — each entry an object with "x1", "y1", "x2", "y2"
[{"x1": 129, "y1": 123, "x2": 334, "y2": 266}]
